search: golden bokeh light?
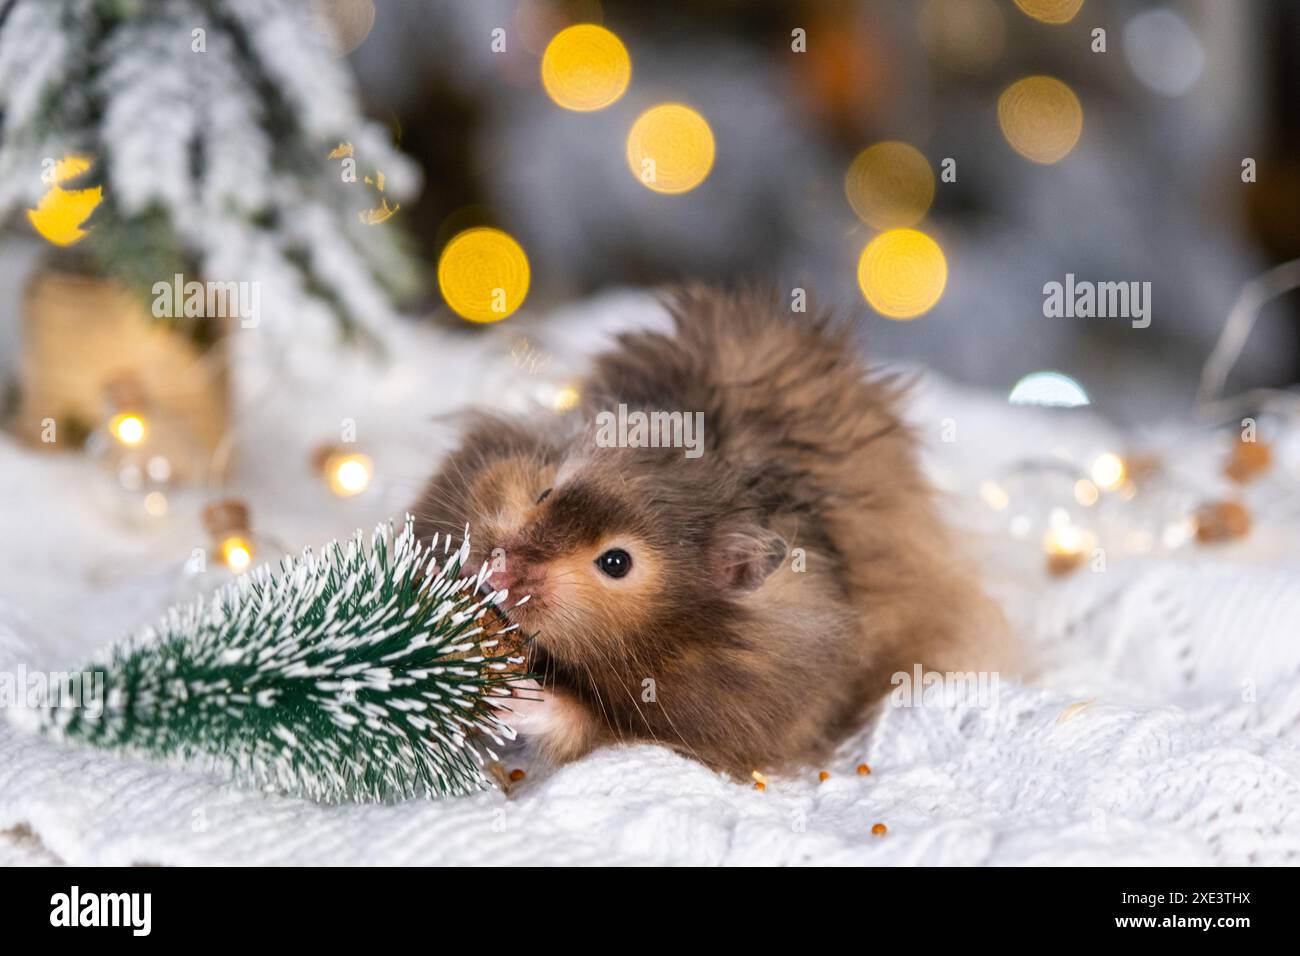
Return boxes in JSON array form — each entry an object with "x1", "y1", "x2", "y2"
[
  {"x1": 326, "y1": 452, "x2": 374, "y2": 497},
  {"x1": 998, "y1": 76, "x2": 1083, "y2": 164},
  {"x1": 1043, "y1": 521, "x2": 1094, "y2": 576},
  {"x1": 27, "y1": 154, "x2": 103, "y2": 247},
  {"x1": 856, "y1": 229, "x2": 948, "y2": 319},
  {"x1": 109, "y1": 412, "x2": 147, "y2": 446},
  {"x1": 1013, "y1": 0, "x2": 1084, "y2": 25},
  {"x1": 541, "y1": 23, "x2": 631, "y2": 111},
  {"x1": 220, "y1": 535, "x2": 254, "y2": 574},
  {"x1": 1090, "y1": 452, "x2": 1126, "y2": 491},
  {"x1": 1044, "y1": 522, "x2": 1092, "y2": 557},
  {"x1": 980, "y1": 480, "x2": 1010, "y2": 511},
  {"x1": 626, "y1": 103, "x2": 715, "y2": 195},
  {"x1": 437, "y1": 227, "x2": 531, "y2": 323},
  {"x1": 1073, "y1": 479, "x2": 1100, "y2": 507},
  {"x1": 143, "y1": 491, "x2": 169, "y2": 518},
  {"x1": 844, "y1": 141, "x2": 935, "y2": 229}
]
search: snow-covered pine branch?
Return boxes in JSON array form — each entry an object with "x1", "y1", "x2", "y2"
[
  {"x1": 13, "y1": 518, "x2": 530, "y2": 804},
  {"x1": 0, "y1": 0, "x2": 422, "y2": 346}
]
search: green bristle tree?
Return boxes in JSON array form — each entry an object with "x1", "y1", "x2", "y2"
[{"x1": 15, "y1": 518, "x2": 530, "y2": 804}]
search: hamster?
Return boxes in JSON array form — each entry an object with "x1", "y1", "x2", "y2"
[{"x1": 413, "y1": 287, "x2": 1011, "y2": 776}]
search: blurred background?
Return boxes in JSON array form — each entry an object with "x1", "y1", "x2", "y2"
[
  {"x1": 3, "y1": 1, "x2": 1299, "y2": 420},
  {"x1": 342, "y1": 0, "x2": 1300, "y2": 418},
  {"x1": 0, "y1": 0, "x2": 1298, "y2": 652}
]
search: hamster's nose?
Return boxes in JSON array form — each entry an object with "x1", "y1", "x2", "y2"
[{"x1": 488, "y1": 559, "x2": 536, "y2": 597}]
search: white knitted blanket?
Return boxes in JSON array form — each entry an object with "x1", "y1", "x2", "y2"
[{"x1": 3, "y1": 293, "x2": 1299, "y2": 865}]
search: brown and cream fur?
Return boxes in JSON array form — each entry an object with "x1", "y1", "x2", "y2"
[{"x1": 413, "y1": 288, "x2": 1011, "y2": 777}]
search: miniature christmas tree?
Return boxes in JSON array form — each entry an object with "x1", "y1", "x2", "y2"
[
  {"x1": 0, "y1": 0, "x2": 421, "y2": 343},
  {"x1": 15, "y1": 518, "x2": 531, "y2": 804}
]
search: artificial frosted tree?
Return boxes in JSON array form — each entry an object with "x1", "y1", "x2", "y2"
[{"x1": 17, "y1": 520, "x2": 532, "y2": 803}]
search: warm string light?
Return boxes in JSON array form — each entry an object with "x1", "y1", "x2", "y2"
[
  {"x1": 108, "y1": 412, "x2": 147, "y2": 446},
  {"x1": 978, "y1": 452, "x2": 1149, "y2": 577},
  {"x1": 538, "y1": 25, "x2": 721, "y2": 200},
  {"x1": 976, "y1": 429, "x2": 1277, "y2": 574},
  {"x1": 1089, "y1": 452, "x2": 1126, "y2": 492},
  {"x1": 90, "y1": 376, "x2": 198, "y2": 527},
  {"x1": 980, "y1": 480, "x2": 1010, "y2": 511},
  {"x1": 1043, "y1": 519, "x2": 1094, "y2": 577},
  {"x1": 857, "y1": 228, "x2": 947, "y2": 319},
  {"x1": 219, "y1": 535, "x2": 254, "y2": 573},
  {"x1": 997, "y1": 76, "x2": 1083, "y2": 165},
  {"x1": 202, "y1": 500, "x2": 259, "y2": 575},
  {"x1": 437, "y1": 227, "x2": 531, "y2": 323},
  {"x1": 626, "y1": 103, "x2": 715, "y2": 195},
  {"x1": 844, "y1": 141, "x2": 935, "y2": 229},
  {"x1": 323, "y1": 450, "x2": 374, "y2": 497},
  {"x1": 1072, "y1": 479, "x2": 1099, "y2": 507},
  {"x1": 541, "y1": 23, "x2": 631, "y2": 111}
]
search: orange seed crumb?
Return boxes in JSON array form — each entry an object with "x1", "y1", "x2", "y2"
[
  {"x1": 818, "y1": 771, "x2": 829, "y2": 782},
  {"x1": 508, "y1": 768, "x2": 526, "y2": 782},
  {"x1": 871, "y1": 823, "x2": 888, "y2": 836},
  {"x1": 856, "y1": 763, "x2": 871, "y2": 776}
]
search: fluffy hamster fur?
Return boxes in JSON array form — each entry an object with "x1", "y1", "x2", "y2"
[{"x1": 414, "y1": 288, "x2": 1011, "y2": 776}]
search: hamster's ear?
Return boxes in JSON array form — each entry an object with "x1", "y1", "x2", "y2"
[{"x1": 710, "y1": 526, "x2": 789, "y2": 590}]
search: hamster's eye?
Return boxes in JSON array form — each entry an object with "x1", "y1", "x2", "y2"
[
  {"x1": 536, "y1": 488, "x2": 552, "y2": 504},
  {"x1": 595, "y1": 548, "x2": 632, "y2": 579}
]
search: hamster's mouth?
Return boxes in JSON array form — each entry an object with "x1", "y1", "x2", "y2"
[
  {"x1": 521, "y1": 639, "x2": 582, "y2": 694},
  {"x1": 525, "y1": 641, "x2": 550, "y2": 676},
  {"x1": 475, "y1": 578, "x2": 575, "y2": 692}
]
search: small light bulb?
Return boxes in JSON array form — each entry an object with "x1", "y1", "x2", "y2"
[
  {"x1": 1044, "y1": 524, "x2": 1085, "y2": 556},
  {"x1": 143, "y1": 491, "x2": 168, "y2": 517},
  {"x1": 1073, "y1": 479, "x2": 1100, "y2": 507},
  {"x1": 1043, "y1": 523, "x2": 1093, "y2": 577},
  {"x1": 328, "y1": 453, "x2": 373, "y2": 497},
  {"x1": 979, "y1": 480, "x2": 1009, "y2": 511},
  {"x1": 220, "y1": 536, "x2": 254, "y2": 573},
  {"x1": 110, "y1": 413, "x2": 147, "y2": 446},
  {"x1": 1090, "y1": 452, "x2": 1126, "y2": 491}
]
